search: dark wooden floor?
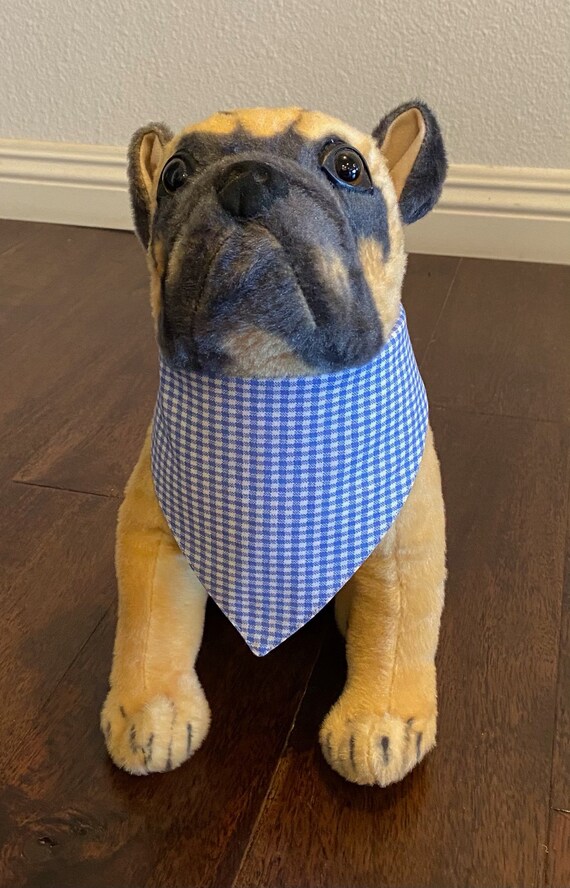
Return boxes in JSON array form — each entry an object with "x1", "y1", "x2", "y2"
[{"x1": 0, "y1": 220, "x2": 568, "y2": 888}]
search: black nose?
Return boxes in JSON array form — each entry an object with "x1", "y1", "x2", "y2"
[{"x1": 217, "y1": 161, "x2": 289, "y2": 219}]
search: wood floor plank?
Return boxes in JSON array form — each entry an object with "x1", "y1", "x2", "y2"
[
  {"x1": 402, "y1": 254, "x2": 460, "y2": 364},
  {"x1": 546, "y1": 811, "x2": 570, "y2": 888},
  {"x1": 0, "y1": 481, "x2": 117, "y2": 773},
  {"x1": 547, "y1": 469, "x2": 570, "y2": 884},
  {"x1": 0, "y1": 219, "x2": 37, "y2": 262},
  {"x1": 13, "y1": 367, "x2": 155, "y2": 498},
  {"x1": 0, "y1": 223, "x2": 121, "y2": 332},
  {"x1": 0, "y1": 224, "x2": 155, "y2": 493},
  {"x1": 0, "y1": 599, "x2": 327, "y2": 888},
  {"x1": 0, "y1": 220, "x2": 58, "y2": 272},
  {"x1": 421, "y1": 259, "x2": 570, "y2": 422},
  {"x1": 234, "y1": 408, "x2": 568, "y2": 888},
  {"x1": 551, "y1": 537, "x2": 570, "y2": 814}
]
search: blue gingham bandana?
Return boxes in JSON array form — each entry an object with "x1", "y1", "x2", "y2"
[{"x1": 151, "y1": 306, "x2": 428, "y2": 656}]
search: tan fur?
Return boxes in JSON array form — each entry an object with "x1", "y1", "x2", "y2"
[
  {"x1": 358, "y1": 236, "x2": 406, "y2": 336},
  {"x1": 358, "y1": 139, "x2": 409, "y2": 336},
  {"x1": 237, "y1": 106, "x2": 303, "y2": 137},
  {"x1": 224, "y1": 326, "x2": 312, "y2": 377},
  {"x1": 149, "y1": 238, "x2": 166, "y2": 322},
  {"x1": 101, "y1": 429, "x2": 210, "y2": 774},
  {"x1": 182, "y1": 111, "x2": 237, "y2": 137},
  {"x1": 294, "y1": 111, "x2": 371, "y2": 155},
  {"x1": 317, "y1": 248, "x2": 351, "y2": 299},
  {"x1": 380, "y1": 107, "x2": 426, "y2": 198},
  {"x1": 324, "y1": 426, "x2": 445, "y2": 784},
  {"x1": 103, "y1": 106, "x2": 446, "y2": 785},
  {"x1": 139, "y1": 129, "x2": 171, "y2": 229}
]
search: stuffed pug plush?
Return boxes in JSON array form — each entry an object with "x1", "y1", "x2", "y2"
[{"x1": 101, "y1": 104, "x2": 447, "y2": 787}]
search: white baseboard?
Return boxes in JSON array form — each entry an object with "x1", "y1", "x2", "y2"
[
  {"x1": 0, "y1": 140, "x2": 130, "y2": 230},
  {"x1": 404, "y1": 165, "x2": 570, "y2": 265},
  {"x1": 0, "y1": 138, "x2": 569, "y2": 265}
]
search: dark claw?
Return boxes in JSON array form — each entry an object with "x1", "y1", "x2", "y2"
[
  {"x1": 380, "y1": 735, "x2": 390, "y2": 765},
  {"x1": 147, "y1": 733, "x2": 154, "y2": 764},
  {"x1": 186, "y1": 723, "x2": 193, "y2": 758},
  {"x1": 119, "y1": 705, "x2": 127, "y2": 719},
  {"x1": 416, "y1": 732, "x2": 423, "y2": 762},
  {"x1": 349, "y1": 735, "x2": 356, "y2": 769},
  {"x1": 129, "y1": 724, "x2": 137, "y2": 754},
  {"x1": 166, "y1": 738, "x2": 173, "y2": 771}
]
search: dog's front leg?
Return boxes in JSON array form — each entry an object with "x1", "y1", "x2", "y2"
[
  {"x1": 101, "y1": 427, "x2": 210, "y2": 774},
  {"x1": 321, "y1": 427, "x2": 446, "y2": 786}
]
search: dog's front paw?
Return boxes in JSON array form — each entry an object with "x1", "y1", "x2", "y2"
[
  {"x1": 101, "y1": 675, "x2": 211, "y2": 775},
  {"x1": 320, "y1": 696, "x2": 436, "y2": 786}
]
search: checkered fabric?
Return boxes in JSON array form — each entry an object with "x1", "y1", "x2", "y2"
[{"x1": 151, "y1": 306, "x2": 428, "y2": 656}]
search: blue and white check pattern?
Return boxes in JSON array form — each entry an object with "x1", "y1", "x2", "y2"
[{"x1": 151, "y1": 306, "x2": 428, "y2": 656}]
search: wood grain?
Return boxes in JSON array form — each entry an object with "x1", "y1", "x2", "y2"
[
  {"x1": 234, "y1": 409, "x2": 569, "y2": 888},
  {"x1": 546, "y1": 474, "x2": 570, "y2": 888},
  {"x1": 551, "y1": 518, "x2": 570, "y2": 814},
  {"x1": 546, "y1": 811, "x2": 570, "y2": 888},
  {"x1": 0, "y1": 223, "x2": 154, "y2": 494},
  {"x1": 401, "y1": 254, "x2": 460, "y2": 365},
  {"x1": 0, "y1": 482, "x2": 117, "y2": 774},
  {"x1": 0, "y1": 219, "x2": 39, "y2": 263},
  {"x1": 421, "y1": 258, "x2": 570, "y2": 422}
]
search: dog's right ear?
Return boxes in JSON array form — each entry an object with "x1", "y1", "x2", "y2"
[{"x1": 128, "y1": 122, "x2": 173, "y2": 249}]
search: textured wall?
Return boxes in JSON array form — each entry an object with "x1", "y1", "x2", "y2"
[{"x1": 1, "y1": 0, "x2": 569, "y2": 168}]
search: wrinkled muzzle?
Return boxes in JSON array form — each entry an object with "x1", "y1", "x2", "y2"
[{"x1": 158, "y1": 154, "x2": 384, "y2": 375}]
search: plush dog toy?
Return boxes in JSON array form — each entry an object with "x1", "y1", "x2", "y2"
[{"x1": 101, "y1": 103, "x2": 447, "y2": 787}]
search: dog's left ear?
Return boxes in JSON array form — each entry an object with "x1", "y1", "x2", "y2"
[
  {"x1": 373, "y1": 101, "x2": 447, "y2": 224},
  {"x1": 128, "y1": 122, "x2": 173, "y2": 248}
]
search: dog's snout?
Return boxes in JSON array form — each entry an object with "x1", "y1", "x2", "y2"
[{"x1": 217, "y1": 161, "x2": 289, "y2": 219}]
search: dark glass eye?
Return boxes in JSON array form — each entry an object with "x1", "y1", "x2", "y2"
[
  {"x1": 335, "y1": 150, "x2": 361, "y2": 182},
  {"x1": 320, "y1": 143, "x2": 373, "y2": 192},
  {"x1": 161, "y1": 156, "x2": 189, "y2": 194}
]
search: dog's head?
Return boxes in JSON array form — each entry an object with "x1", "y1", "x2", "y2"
[{"x1": 128, "y1": 104, "x2": 446, "y2": 376}]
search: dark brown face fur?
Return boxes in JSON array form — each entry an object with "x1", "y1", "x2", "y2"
[{"x1": 130, "y1": 106, "x2": 447, "y2": 377}]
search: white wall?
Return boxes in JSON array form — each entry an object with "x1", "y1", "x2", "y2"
[{"x1": 1, "y1": 0, "x2": 569, "y2": 168}]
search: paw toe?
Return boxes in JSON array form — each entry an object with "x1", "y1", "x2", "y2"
[
  {"x1": 320, "y1": 706, "x2": 436, "y2": 787},
  {"x1": 101, "y1": 683, "x2": 210, "y2": 775}
]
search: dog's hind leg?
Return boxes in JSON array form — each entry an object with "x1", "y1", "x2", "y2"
[
  {"x1": 323, "y1": 426, "x2": 446, "y2": 786},
  {"x1": 101, "y1": 427, "x2": 210, "y2": 774}
]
